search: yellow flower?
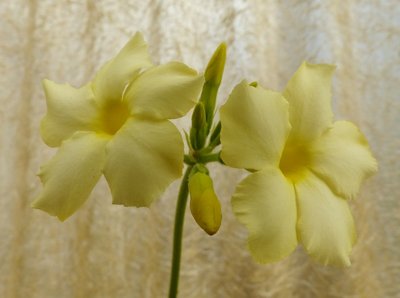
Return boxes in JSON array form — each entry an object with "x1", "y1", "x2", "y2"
[
  {"x1": 220, "y1": 62, "x2": 377, "y2": 266},
  {"x1": 189, "y1": 171, "x2": 222, "y2": 235},
  {"x1": 33, "y1": 33, "x2": 204, "y2": 221}
]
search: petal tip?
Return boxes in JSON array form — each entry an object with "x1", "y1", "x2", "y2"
[
  {"x1": 31, "y1": 197, "x2": 68, "y2": 222},
  {"x1": 302, "y1": 61, "x2": 336, "y2": 72},
  {"x1": 248, "y1": 240, "x2": 297, "y2": 264},
  {"x1": 128, "y1": 31, "x2": 148, "y2": 50}
]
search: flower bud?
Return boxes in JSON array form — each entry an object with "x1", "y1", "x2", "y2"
[
  {"x1": 190, "y1": 102, "x2": 207, "y2": 149},
  {"x1": 200, "y1": 43, "x2": 227, "y2": 133},
  {"x1": 204, "y1": 42, "x2": 226, "y2": 86},
  {"x1": 189, "y1": 172, "x2": 222, "y2": 235}
]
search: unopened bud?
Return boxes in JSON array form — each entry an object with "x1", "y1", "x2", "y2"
[
  {"x1": 190, "y1": 103, "x2": 207, "y2": 149},
  {"x1": 192, "y1": 102, "x2": 206, "y2": 130},
  {"x1": 200, "y1": 43, "x2": 227, "y2": 133},
  {"x1": 189, "y1": 172, "x2": 222, "y2": 235},
  {"x1": 204, "y1": 43, "x2": 226, "y2": 86}
]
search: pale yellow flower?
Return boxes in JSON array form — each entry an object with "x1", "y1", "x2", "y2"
[
  {"x1": 220, "y1": 62, "x2": 377, "y2": 266},
  {"x1": 33, "y1": 33, "x2": 204, "y2": 221}
]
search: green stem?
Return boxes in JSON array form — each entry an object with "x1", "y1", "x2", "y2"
[
  {"x1": 197, "y1": 152, "x2": 221, "y2": 164},
  {"x1": 183, "y1": 154, "x2": 196, "y2": 165},
  {"x1": 168, "y1": 165, "x2": 193, "y2": 298}
]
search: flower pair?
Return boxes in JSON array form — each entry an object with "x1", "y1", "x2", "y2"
[
  {"x1": 220, "y1": 63, "x2": 377, "y2": 266},
  {"x1": 34, "y1": 33, "x2": 377, "y2": 267},
  {"x1": 33, "y1": 33, "x2": 204, "y2": 220}
]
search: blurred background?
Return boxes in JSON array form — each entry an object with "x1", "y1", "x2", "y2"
[{"x1": 1, "y1": 1, "x2": 399, "y2": 297}]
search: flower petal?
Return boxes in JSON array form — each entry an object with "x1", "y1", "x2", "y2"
[
  {"x1": 295, "y1": 171, "x2": 356, "y2": 266},
  {"x1": 220, "y1": 81, "x2": 290, "y2": 170},
  {"x1": 232, "y1": 167, "x2": 297, "y2": 263},
  {"x1": 309, "y1": 121, "x2": 377, "y2": 200},
  {"x1": 103, "y1": 118, "x2": 183, "y2": 207},
  {"x1": 125, "y1": 62, "x2": 204, "y2": 120},
  {"x1": 283, "y1": 62, "x2": 335, "y2": 142},
  {"x1": 40, "y1": 80, "x2": 99, "y2": 147},
  {"x1": 93, "y1": 32, "x2": 152, "y2": 106},
  {"x1": 32, "y1": 132, "x2": 108, "y2": 221}
]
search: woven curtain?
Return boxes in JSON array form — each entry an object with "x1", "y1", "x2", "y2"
[{"x1": 1, "y1": 1, "x2": 399, "y2": 297}]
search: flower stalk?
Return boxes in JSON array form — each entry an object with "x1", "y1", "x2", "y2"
[
  {"x1": 169, "y1": 43, "x2": 226, "y2": 297},
  {"x1": 168, "y1": 165, "x2": 193, "y2": 298}
]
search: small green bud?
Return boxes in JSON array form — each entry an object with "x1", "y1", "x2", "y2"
[
  {"x1": 249, "y1": 81, "x2": 258, "y2": 87},
  {"x1": 189, "y1": 127, "x2": 198, "y2": 150},
  {"x1": 204, "y1": 43, "x2": 227, "y2": 86},
  {"x1": 200, "y1": 43, "x2": 227, "y2": 134},
  {"x1": 189, "y1": 172, "x2": 222, "y2": 235},
  {"x1": 192, "y1": 102, "x2": 206, "y2": 130},
  {"x1": 190, "y1": 103, "x2": 207, "y2": 150}
]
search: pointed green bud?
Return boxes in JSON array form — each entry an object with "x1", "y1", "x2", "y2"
[
  {"x1": 204, "y1": 42, "x2": 226, "y2": 86},
  {"x1": 200, "y1": 43, "x2": 227, "y2": 134},
  {"x1": 192, "y1": 102, "x2": 206, "y2": 130},
  {"x1": 189, "y1": 172, "x2": 222, "y2": 235},
  {"x1": 249, "y1": 81, "x2": 258, "y2": 87},
  {"x1": 190, "y1": 103, "x2": 207, "y2": 150},
  {"x1": 190, "y1": 127, "x2": 198, "y2": 150}
]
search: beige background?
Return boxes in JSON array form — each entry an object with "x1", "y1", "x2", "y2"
[{"x1": 1, "y1": 0, "x2": 399, "y2": 297}]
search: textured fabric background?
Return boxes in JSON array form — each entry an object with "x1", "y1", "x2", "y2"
[{"x1": 1, "y1": 1, "x2": 399, "y2": 297}]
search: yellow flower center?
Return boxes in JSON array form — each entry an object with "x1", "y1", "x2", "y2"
[
  {"x1": 100, "y1": 101, "x2": 130, "y2": 135},
  {"x1": 279, "y1": 143, "x2": 310, "y2": 182}
]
